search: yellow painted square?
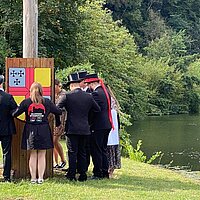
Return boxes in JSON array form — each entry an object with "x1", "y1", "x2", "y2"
[
  {"x1": 14, "y1": 96, "x2": 25, "y2": 121},
  {"x1": 34, "y1": 68, "x2": 51, "y2": 87}
]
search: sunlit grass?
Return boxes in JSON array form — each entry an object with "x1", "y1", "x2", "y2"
[
  {"x1": 0, "y1": 157, "x2": 199, "y2": 199},
  {"x1": 0, "y1": 140, "x2": 200, "y2": 199}
]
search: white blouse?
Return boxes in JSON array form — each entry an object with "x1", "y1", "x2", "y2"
[{"x1": 107, "y1": 109, "x2": 119, "y2": 145}]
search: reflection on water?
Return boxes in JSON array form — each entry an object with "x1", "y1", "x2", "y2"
[{"x1": 128, "y1": 114, "x2": 200, "y2": 171}]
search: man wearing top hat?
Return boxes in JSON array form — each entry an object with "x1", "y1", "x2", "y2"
[
  {"x1": 56, "y1": 72, "x2": 100, "y2": 181},
  {"x1": 84, "y1": 73, "x2": 113, "y2": 179},
  {"x1": 78, "y1": 71, "x2": 91, "y2": 93},
  {"x1": 77, "y1": 71, "x2": 92, "y2": 172},
  {"x1": 0, "y1": 74, "x2": 17, "y2": 182}
]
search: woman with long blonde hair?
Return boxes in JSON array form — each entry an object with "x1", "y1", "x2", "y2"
[
  {"x1": 13, "y1": 82, "x2": 62, "y2": 184},
  {"x1": 30, "y1": 82, "x2": 44, "y2": 104}
]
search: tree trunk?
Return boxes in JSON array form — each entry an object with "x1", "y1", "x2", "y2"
[{"x1": 23, "y1": 0, "x2": 38, "y2": 58}]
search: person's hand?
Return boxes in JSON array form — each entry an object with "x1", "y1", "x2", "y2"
[
  {"x1": 54, "y1": 125, "x2": 64, "y2": 136},
  {"x1": 54, "y1": 125, "x2": 60, "y2": 135}
]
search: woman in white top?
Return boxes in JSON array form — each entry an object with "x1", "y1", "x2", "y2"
[{"x1": 107, "y1": 86, "x2": 121, "y2": 178}]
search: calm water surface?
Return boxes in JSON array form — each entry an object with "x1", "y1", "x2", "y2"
[{"x1": 129, "y1": 114, "x2": 200, "y2": 171}]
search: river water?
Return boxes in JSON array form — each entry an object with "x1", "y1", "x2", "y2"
[{"x1": 129, "y1": 114, "x2": 200, "y2": 171}]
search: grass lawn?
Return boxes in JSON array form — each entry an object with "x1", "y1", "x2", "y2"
[{"x1": 0, "y1": 157, "x2": 200, "y2": 200}]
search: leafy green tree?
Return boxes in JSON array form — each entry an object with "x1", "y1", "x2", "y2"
[
  {"x1": 77, "y1": 0, "x2": 149, "y2": 119},
  {"x1": 144, "y1": 30, "x2": 191, "y2": 68},
  {"x1": 141, "y1": 9, "x2": 171, "y2": 47},
  {"x1": 105, "y1": 0, "x2": 144, "y2": 46},
  {"x1": 55, "y1": 63, "x2": 94, "y2": 85},
  {"x1": 160, "y1": 0, "x2": 200, "y2": 54},
  {"x1": 106, "y1": 0, "x2": 200, "y2": 56},
  {"x1": 184, "y1": 60, "x2": 200, "y2": 113},
  {"x1": 0, "y1": 0, "x2": 85, "y2": 70},
  {"x1": 0, "y1": 0, "x2": 22, "y2": 58},
  {"x1": 39, "y1": 0, "x2": 85, "y2": 68},
  {"x1": 0, "y1": 35, "x2": 15, "y2": 73},
  {"x1": 144, "y1": 28, "x2": 200, "y2": 113}
]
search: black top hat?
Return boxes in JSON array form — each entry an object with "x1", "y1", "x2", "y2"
[
  {"x1": 66, "y1": 72, "x2": 81, "y2": 86},
  {"x1": 78, "y1": 71, "x2": 87, "y2": 80},
  {"x1": 0, "y1": 75, "x2": 4, "y2": 84},
  {"x1": 84, "y1": 73, "x2": 99, "y2": 83}
]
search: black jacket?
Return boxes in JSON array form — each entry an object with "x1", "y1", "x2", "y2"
[
  {"x1": 57, "y1": 88, "x2": 100, "y2": 135},
  {"x1": 0, "y1": 90, "x2": 17, "y2": 135},
  {"x1": 12, "y1": 98, "x2": 62, "y2": 126},
  {"x1": 91, "y1": 86, "x2": 112, "y2": 130}
]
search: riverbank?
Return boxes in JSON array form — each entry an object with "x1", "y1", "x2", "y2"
[
  {"x1": 0, "y1": 158, "x2": 200, "y2": 200},
  {"x1": 169, "y1": 168, "x2": 200, "y2": 182}
]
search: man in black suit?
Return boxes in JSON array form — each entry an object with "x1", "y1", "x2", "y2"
[
  {"x1": 57, "y1": 72, "x2": 100, "y2": 181},
  {"x1": 0, "y1": 75, "x2": 17, "y2": 182},
  {"x1": 78, "y1": 71, "x2": 91, "y2": 93},
  {"x1": 77, "y1": 71, "x2": 92, "y2": 172},
  {"x1": 84, "y1": 73, "x2": 112, "y2": 179}
]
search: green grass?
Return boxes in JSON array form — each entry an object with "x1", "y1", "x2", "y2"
[{"x1": 0, "y1": 158, "x2": 200, "y2": 200}]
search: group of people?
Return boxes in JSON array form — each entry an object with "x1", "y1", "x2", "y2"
[{"x1": 0, "y1": 71, "x2": 121, "y2": 184}]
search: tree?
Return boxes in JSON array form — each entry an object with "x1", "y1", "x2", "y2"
[
  {"x1": 160, "y1": 0, "x2": 200, "y2": 54},
  {"x1": 38, "y1": 0, "x2": 85, "y2": 68},
  {"x1": 0, "y1": 35, "x2": 14, "y2": 73},
  {"x1": 105, "y1": 0, "x2": 144, "y2": 47},
  {"x1": 144, "y1": 28, "x2": 199, "y2": 113},
  {"x1": 77, "y1": 0, "x2": 149, "y2": 119},
  {"x1": 0, "y1": 0, "x2": 85, "y2": 69},
  {"x1": 0, "y1": 0, "x2": 22, "y2": 58}
]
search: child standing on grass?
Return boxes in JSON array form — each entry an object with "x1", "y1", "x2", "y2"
[{"x1": 13, "y1": 82, "x2": 62, "y2": 184}]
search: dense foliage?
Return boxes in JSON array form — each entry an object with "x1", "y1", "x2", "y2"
[
  {"x1": 0, "y1": 0, "x2": 199, "y2": 117},
  {"x1": 1, "y1": 0, "x2": 200, "y2": 159},
  {"x1": 106, "y1": 0, "x2": 200, "y2": 54},
  {"x1": 105, "y1": 0, "x2": 200, "y2": 115}
]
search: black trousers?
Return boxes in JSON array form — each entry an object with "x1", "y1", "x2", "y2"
[
  {"x1": 85, "y1": 135, "x2": 91, "y2": 170},
  {"x1": 66, "y1": 134, "x2": 87, "y2": 178},
  {"x1": 0, "y1": 135, "x2": 12, "y2": 179},
  {"x1": 90, "y1": 129, "x2": 111, "y2": 178},
  {"x1": 77, "y1": 135, "x2": 91, "y2": 173}
]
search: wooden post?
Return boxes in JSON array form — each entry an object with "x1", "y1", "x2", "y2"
[
  {"x1": 23, "y1": 0, "x2": 38, "y2": 58},
  {"x1": 3, "y1": 1, "x2": 54, "y2": 179}
]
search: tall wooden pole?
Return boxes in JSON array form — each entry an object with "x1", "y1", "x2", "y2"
[
  {"x1": 6, "y1": 1, "x2": 54, "y2": 179},
  {"x1": 23, "y1": 0, "x2": 38, "y2": 58}
]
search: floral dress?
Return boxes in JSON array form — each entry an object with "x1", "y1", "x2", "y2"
[{"x1": 107, "y1": 97, "x2": 121, "y2": 171}]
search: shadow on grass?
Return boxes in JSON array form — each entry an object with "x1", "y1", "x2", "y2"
[{"x1": 47, "y1": 170, "x2": 200, "y2": 192}]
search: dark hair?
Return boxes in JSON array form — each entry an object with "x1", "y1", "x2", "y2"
[
  {"x1": 55, "y1": 79, "x2": 60, "y2": 86},
  {"x1": 0, "y1": 75, "x2": 4, "y2": 84}
]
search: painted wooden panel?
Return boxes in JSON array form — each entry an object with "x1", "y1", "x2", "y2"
[{"x1": 6, "y1": 58, "x2": 54, "y2": 179}]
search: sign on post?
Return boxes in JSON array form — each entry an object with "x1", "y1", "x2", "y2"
[{"x1": 6, "y1": 58, "x2": 54, "y2": 178}]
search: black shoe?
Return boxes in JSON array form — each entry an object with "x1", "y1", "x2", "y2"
[
  {"x1": 78, "y1": 174, "x2": 87, "y2": 182},
  {"x1": 53, "y1": 164, "x2": 59, "y2": 168},
  {"x1": 58, "y1": 161, "x2": 66, "y2": 168},
  {"x1": 61, "y1": 168, "x2": 69, "y2": 172},
  {"x1": 3, "y1": 177, "x2": 11, "y2": 182},
  {"x1": 102, "y1": 174, "x2": 109, "y2": 179},
  {"x1": 65, "y1": 176, "x2": 77, "y2": 181},
  {"x1": 89, "y1": 175, "x2": 102, "y2": 180},
  {"x1": 65, "y1": 172, "x2": 77, "y2": 181}
]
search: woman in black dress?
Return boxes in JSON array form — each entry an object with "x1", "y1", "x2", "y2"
[{"x1": 13, "y1": 82, "x2": 62, "y2": 184}]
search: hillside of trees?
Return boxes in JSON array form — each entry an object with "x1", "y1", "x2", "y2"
[{"x1": 1, "y1": 0, "x2": 200, "y2": 120}]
